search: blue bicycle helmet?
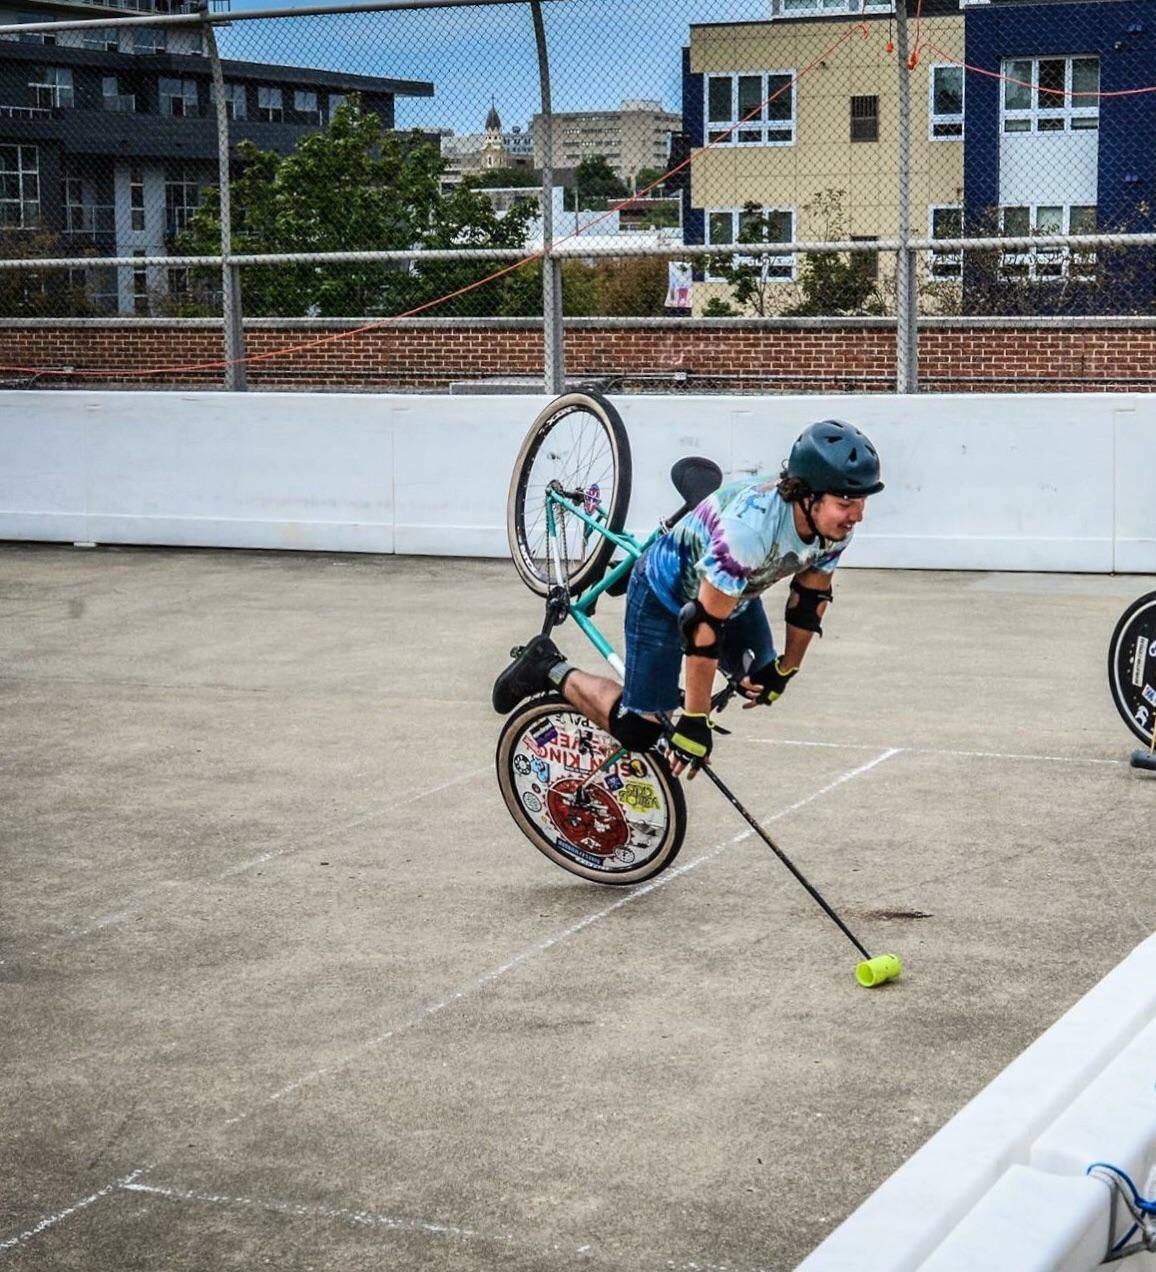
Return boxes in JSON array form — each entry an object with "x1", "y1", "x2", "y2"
[{"x1": 786, "y1": 420, "x2": 884, "y2": 497}]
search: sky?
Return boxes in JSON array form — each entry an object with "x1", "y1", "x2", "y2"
[{"x1": 218, "y1": 0, "x2": 771, "y2": 135}]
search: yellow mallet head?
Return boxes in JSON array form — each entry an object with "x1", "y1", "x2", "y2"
[{"x1": 856, "y1": 953, "x2": 902, "y2": 988}]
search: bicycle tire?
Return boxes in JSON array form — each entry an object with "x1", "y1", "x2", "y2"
[
  {"x1": 496, "y1": 695, "x2": 686, "y2": 886},
  {"x1": 506, "y1": 390, "x2": 632, "y2": 597},
  {"x1": 1107, "y1": 590, "x2": 1156, "y2": 745}
]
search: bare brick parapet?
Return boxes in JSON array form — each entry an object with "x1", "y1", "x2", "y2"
[{"x1": 3, "y1": 317, "x2": 1155, "y2": 393}]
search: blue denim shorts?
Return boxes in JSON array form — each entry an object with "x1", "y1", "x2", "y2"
[{"x1": 620, "y1": 559, "x2": 776, "y2": 716}]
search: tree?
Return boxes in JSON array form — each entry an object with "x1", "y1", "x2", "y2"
[
  {"x1": 564, "y1": 155, "x2": 630, "y2": 211},
  {"x1": 468, "y1": 167, "x2": 541, "y2": 189},
  {"x1": 784, "y1": 189, "x2": 884, "y2": 318},
  {"x1": 180, "y1": 100, "x2": 538, "y2": 318},
  {"x1": 0, "y1": 230, "x2": 91, "y2": 317},
  {"x1": 633, "y1": 166, "x2": 668, "y2": 196},
  {"x1": 706, "y1": 202, "x2": 798, "y2": 317}
]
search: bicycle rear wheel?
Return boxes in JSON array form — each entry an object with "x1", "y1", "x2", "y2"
[
  {"x1": 507, "y1": 390, "x2": 632, "y2": 597},
  {"x1": 496, "y1": 695, "x2": 686, "y2": 886},
  {"x1": 1108, "y1": 591, "x2": 1156, "y2": 744}
]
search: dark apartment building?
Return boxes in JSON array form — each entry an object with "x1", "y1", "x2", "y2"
[{"x1": 0, "y1": 0, "x2": 433, "y2": 313}]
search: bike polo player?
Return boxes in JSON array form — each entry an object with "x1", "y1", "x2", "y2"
[{"x1": 492, "y1": 419, "x2": 884, "y2": 779}]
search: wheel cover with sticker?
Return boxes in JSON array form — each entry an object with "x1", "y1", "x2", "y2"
[
  {"x1": 1110, "y1": 593, "x2": 1156, "y2": 744},
  {"x1": 509, "y1": 709, "x2": 673, "y2": 873}
]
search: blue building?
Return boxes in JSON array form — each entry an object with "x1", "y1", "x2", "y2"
[{"x1": 962, "y1": 0, "x2": 1156, "y2": 313}]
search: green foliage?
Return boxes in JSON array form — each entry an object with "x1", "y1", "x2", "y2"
[
  {"x1": 468, "y1": 167, "x2": 541, "y2": 189},
  {"x1": 706, "y1": 201, "x2": 793, "y2": 317},
  {"x1": 564, "y1": 155, "x2": 630, "y2": 211},
  {"x1": 633, "y1": 166, "x2": 669, "y2": 195},
  {"x1": 0, "y1": 230, "x2": 91, "y2": 317},
  {"x1": 179, "y1": 101, "x2": 537, "y2": 318},
  {"x1": 702, "y1": 296, "x2": 739, "y2": 317}
]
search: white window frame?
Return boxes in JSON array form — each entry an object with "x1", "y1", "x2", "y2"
[
  {"x1": 164, "y1": 164, "x2": 200, "y2": 238},
  {"x1": 132, "y1": 27, "x2": 166, "y2": 54},
  {"x1": 0, "y1": 144, "x2": 40, "y2": 228},
  {"x1": 160, "y1": 77, "x2": 198, "y2": 118},
  {"x1": 258, "y1": 86, "x2": 283, "y2": 122},
  {"x1": 83, "y1": 27, "x2": 120, "y2": 52},
  {"x1": 703, "y1": 70, "x2": 796, "y2": 148},
  {"x1": 773, "y1": 0, "x2": 892, "y2": 15},
  {"x1": 928, "y1": 204, "x2": 963, "y2": 277},
  {"x1": 211, "y1": 81, "x2": 247, "y2": 121},
  {"x1": 1000, "y1": 56, "x2": 1099, "y2": 134},
  {"x1": 705, "y1": 205, "x2": 796, "y2": 283},
  {"x1": 999, "y1": 203, "x2": 1098, "y2": 282},
  {"x1": 29, "y1": 66, "x2": 74, "y2": 110},
  {"x1": 929, "y1": 64, "x2": 964, "y2": 140},
  {"x1": 328, "y1": 93, "x2": 348, "y2": 120},
  {"x1": 294, "y1": 89, "x2": 321, "y2": 124}
]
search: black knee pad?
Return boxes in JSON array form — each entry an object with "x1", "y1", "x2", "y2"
[{"x1": 608, "y1": 697, "x2": 665, "y2": 752}]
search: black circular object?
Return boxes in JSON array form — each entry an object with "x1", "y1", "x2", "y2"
[{"x1": 1108, "y1": 591, "x2": 1156, "y2": 746}]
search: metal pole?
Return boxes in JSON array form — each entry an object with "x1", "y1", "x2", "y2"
[
  {"x1": 204, "y1": 13, "x2": 247, "y2": 390},
  {"x1": 893, "y1": 0, "x2": 918, "y2": 393},
  {"x1": 531, "y1": 0, "x2": 565, "y2": 394}
]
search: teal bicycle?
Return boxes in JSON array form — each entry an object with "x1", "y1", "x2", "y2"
[{"x1": 496, "y1": 389, "x2": 725, "y2": 886}]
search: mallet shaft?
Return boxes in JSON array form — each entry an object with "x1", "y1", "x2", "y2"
[{"x1": 699, "y1": 762, "x2": 873, "y2": 962}]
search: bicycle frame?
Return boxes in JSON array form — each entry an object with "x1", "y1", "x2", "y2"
[{"x1": 542, "y1": 487, "x2": 666, "y2": 680}]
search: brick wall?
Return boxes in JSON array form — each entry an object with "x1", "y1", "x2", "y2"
[{"x1": 3, "y1": 318, "x2": 1155, "y2": 392}]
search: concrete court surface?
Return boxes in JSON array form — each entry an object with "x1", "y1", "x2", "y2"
[{"x1": 2, "y1": 543, "x2": 1155, "y2": 1272}]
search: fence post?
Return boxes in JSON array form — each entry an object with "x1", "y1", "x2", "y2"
[
  {"x1": 203, "y1": 10, "x2": 248, "y2": 391},
  {"x1": 893, "y1": 0, "x2": 919, "y2": 393},
  {"x1": 531, "y1": 0, "x2": 565, "y2": 395}
]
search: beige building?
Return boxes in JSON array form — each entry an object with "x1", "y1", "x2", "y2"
[
  {"x1": 531, "y1": 99, "x2": 682, "y2": 186},
  {"x1": 440, "y1": 101, "x2": 534, "y2": 187},
  {"x1": 687, "y1": 12, "x2": 964, "y2": 314}
]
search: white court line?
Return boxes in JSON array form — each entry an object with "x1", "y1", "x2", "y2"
[
  {"x1": 63, "y1": 765, "x2": 490, "y2": 939},
  {"x1": 0, "y1": 1168, "x2": 146, "y2": 1256},
  {"x1": 749, "y1": 738, "x2": 1125, "y2": 766},
  {"x1": 2, "y1": 751, "x2": 896, "y2": 1260},
  {"x1": 119, "y1": 1181, "x2": 776, "y2": 1271},
  {"x1": 224, "y1": 747, "x2": 900, "y2": 1126}
]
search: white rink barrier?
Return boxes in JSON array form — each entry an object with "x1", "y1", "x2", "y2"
[
  {"x1": 1, "y1": 390, "x2": 1154, "y2": 572},
  {"x1": 799, "y1": 933, "x2": 1156, "y2": 1272}
]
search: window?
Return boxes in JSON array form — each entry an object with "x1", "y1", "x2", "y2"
[
  {"x1": 164, "y1": 164, "x2": 200, "y2": 237},
  {"x1": 1001, "y1": 57, "x2": 1098, "y2": 133},
  {"x1": 294, "y1": 89, "x2": 320, "y2": 124},
  {"x1": 1000, "y1": 204, "x2": 1097, "y2": 280},
  {"x1": 29, "y1": 67, "x2": 73, "y2": 109},
  {"x1": 929, "y1": 205, "x2": 962, "y2": 277},
  {"x1": 851, "y1": 235, "x2": 879, "y2": 281},
  {"x1": 1, "y1": 145, "x2": 40, "y2": 227},
  {"x1": 19, "y1": 14, "x2": 55, "y2": 45},
  {"x1": 132, "y1": 249, "x2": 149, "y2": 316},
  {"x1": 133, "y1": 27, "x2": 166, "y2": 54},
  {"x1": 103, "y1": 75, "x2": 134, "y2": 113},
  {"x1": 130, "y1": 166, "x2": 145, "y2": 232},
  {"x1": 930, "y1": 65, "x2": 964, "y2": 138},
  {"x1": 160, "y1": 77, "x2": 198, "y2": 118},
  {"x1": 211, "y1": 82, "x2": 246, "y2": 121},
  {"x1": 706, "y1": 206, "x2": 795, "y2": 282},
  {"x1": 328, "y1": 93, "x2": 348, "y2": 119},
  {"x1": 83, "y1": 28, "x2": 119, "y2": 52},
  {"x1": 777, "y1": 0, "x2": 891, "y2": 13},
  {"x1": 705, "y1": 72, "x2": 795, "y2": 146},
  {"x1": 258, "y1": 86, "x2": 283, "y2": 122},
  {"x1": 850, "y1": 95, "x2": 878, "y2": 143},
  {"x1": 63, "y1": 174, "x2": 89, "y2": 231},
  {"x1": 168, "y1": 267, "x2": 190, "y2": 303}
]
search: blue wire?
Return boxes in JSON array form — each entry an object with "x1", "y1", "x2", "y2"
[
  {"x1": 1111, "y1": 1222, "x2": 1139, "y2": 1254},
  {"x1": 1086, "y1": 1162, "x2": 1156, "y2": 1214}
]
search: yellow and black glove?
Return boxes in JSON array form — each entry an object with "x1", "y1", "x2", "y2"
[
  {"x1": 669, "y1": 711, "x2": 714, "y2": 772},
  {"x1": 750, "y1": 657, "x2": 798, "y2": 706}
]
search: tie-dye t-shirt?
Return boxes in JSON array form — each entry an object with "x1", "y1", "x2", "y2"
[{"x1": 642, "y1": 476, "x2": 850, "y2": 614}]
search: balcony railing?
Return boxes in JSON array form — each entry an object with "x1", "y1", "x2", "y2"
[
  {"x1": 0, "y1": 103, "x2": 51, "y2": 119},
  {"x1": 103, "y1": 94, "x2": 136, "y2": 113}
]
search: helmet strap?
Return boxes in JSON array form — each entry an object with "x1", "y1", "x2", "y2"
[{"x1": 800, "y1": 493, "x2": 822, "y2": 544}]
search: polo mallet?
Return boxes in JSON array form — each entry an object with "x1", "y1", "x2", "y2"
[
  {"x1": 695, "y1": 760, "x2": 901, "y2": 988},
  {"x1": 1130, "y1": 711, "x2": 1156, "y2": 773}
]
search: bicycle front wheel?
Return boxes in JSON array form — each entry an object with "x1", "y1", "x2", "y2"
[
  {"x1": 1108, "y1": 591, "x2": 1156, "y2": 744},
  {"x1": 506, "y1": 390, "x2": 632, "y2": 597},
  {"x1": 496, "y1": 695, "x2": 686, "y2": 886}
]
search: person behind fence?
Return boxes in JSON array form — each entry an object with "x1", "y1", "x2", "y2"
[{"x1": 491, "y1": 419, "x2": 885, "y2": 778}]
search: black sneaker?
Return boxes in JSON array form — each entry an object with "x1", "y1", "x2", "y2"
[{"x1": 492, "y1": 635, "x2": 564, "y2": 715}]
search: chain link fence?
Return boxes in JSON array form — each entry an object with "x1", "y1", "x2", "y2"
[{"x1": 1, "y1": 0, "x2": 1155, "y2": 390}]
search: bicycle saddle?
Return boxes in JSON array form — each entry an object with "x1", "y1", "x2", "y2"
[{"x1": 671, "y1": 457, "x2": 723, "y2": 509}]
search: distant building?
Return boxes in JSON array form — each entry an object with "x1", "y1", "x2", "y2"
[
  {"x1": 681, "y1": 3, "x2": 962, "y2": 315},
  {"x1": 478, "y1": 183, "x2": 681, "y2": 253},
  {"x1": 0, "y1": 0, "x2": 433, "y2": 313},
  {"x1": 960, "y1": 0, "x2": 1156, "y2": 313},
  {"x1": 439, "y1": 100, "x2": 533, "y2": 186},
  {"x1": 530, "y1": 99, "x2": 681, "y2": 186}
]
